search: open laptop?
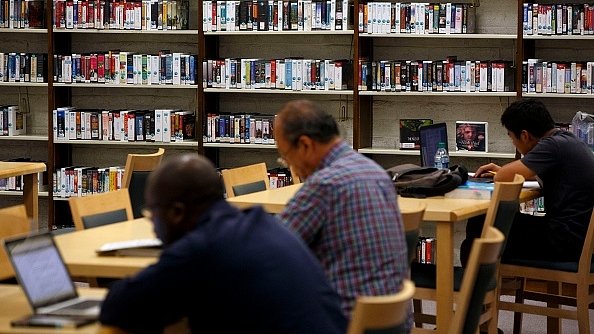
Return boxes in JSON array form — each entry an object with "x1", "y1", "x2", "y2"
[
  {"x1": 3, "y1": 232, "x2": 103, "y2": 319},
  {"x1": 419, "y1": 122, "x2": 449, "y2": 167}
]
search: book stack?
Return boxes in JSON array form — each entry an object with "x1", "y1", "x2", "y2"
[
  {"x1": 203, "y1": 0, "x2": 350, "y2": 32},
  {"x1": 0, "y1": 53, "x2": 48, "y2": 83},
  {"x1": 53, "y1": 0, "x2": 190, "y2": 30},
  {"x1": 204, "y1": 112, "x2": 275, "y2": 145},
  {"x1": 203, "y1": 58, "x2": 353, "y2": 91},
  {"x1": 359, "y1": 2, "x2": 476, "y2": 35},
  {"x1": 54, "y1": 165, "x2": 125, "y2": 198},
  {"x1": 522, "y1": 59, "x2": 594, "y2": 94},
  {"x1": 0, "y1": 0, "x2": 45, "y2": 29},
  {"x1": 444, "y1": 180, "x2": 494, "y2": 200},
  {"x1": 358, "y1": 57, "x2": 514, "y2": 92},
  {"x1": 53, "y1": 107, "x2": 195, "y2": 143},
  {"x1": 53, "y1": 51, "x2": 197, "y2": 86}
]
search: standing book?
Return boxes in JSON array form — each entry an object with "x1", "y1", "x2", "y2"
[
  {"x1": 399, "y1": 119, "x2": 432, "y2": 150},
  {"x1": 455, "y1": 121, "x2": 488, "y2": 152}
]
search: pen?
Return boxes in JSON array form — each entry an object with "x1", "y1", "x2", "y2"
[{"x1": 487, "y1": 170, "x2": 497, "y2": 175}]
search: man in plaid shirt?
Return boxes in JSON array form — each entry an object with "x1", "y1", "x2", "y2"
[{"x1": 275, "y1": 99, "x2": 409, "y2": 321}]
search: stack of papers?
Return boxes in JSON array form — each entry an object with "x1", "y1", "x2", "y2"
[{"x1": 96, "y1": 238, "x2": 163, "y2": 257}]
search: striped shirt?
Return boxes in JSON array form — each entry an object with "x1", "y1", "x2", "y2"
[{"x1": 278, "y1": 141, "x2": 408, "y2": 318}]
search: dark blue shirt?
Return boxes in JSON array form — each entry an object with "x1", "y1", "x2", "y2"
[{"x1": 99, "y1": 200, "x2": 347, "y2": 333}]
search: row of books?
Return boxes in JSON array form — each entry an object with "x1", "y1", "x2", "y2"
[
  {"x1": 0, "y1": 159, "x2": 48, "y2": 192},
  {"x1": 523, "y1": 3, "x2": 594, "y2": 36},
  {"x1": 0, "y1": 105, "x2": 26, "y2": 136},
  {"x1": 54, "y1": 165, "x2": 124, "y2": 198},
  {"x1": 203, "y1": 58, "x2": 353, "y2": 90},
  {"x1": 520, "y1": 197, "x2": 546, "y2": 216},
  {"x1": 203, "y1": 0, "x2": 349, "y2": 32},
  {"x1": 522, "y1": 59, "x2": 594, "y2": 94},
  {"x1": 359, "y1": 2, "x2": 475, "y2": 35},
  {"x1": 359, "y1": 57, "x2": 514, "y2": 93},
  {"x1": 0, "y1": 53, "x2": 48, "y2": 83},
  {"x1": 53, "y1": 0, "x2": 190, "y2": 30},
  {"x1": 53, "y1": 52, "x2": 197, "y2": 85},
  {"x1": 415, "y1": 237, "x2": 436, "y2": 264},
  {"x1": 53, "y1": 107, "x2": 196, "y2": 142},
  {"x1": 204, "y1": 112, "x2": 275, "y2": 144},
  {"x1": 0, "y1": 0, "x2": 45, "y2": 29}
]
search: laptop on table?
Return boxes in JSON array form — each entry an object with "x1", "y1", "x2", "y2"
[
  {"x1": 3, "y1": 232, "x2": 103, "y2": 319},
  {"x1": 419, "y1": 122, "x2": 449, "y2": 167}
]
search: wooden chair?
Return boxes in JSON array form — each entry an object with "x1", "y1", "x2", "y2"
[
  {"x1": 448, "y1": 226, "x2": 505, "y2": 334},
  {"x1": 68, "y1": 188, "x2": 134, "y2": 231},
  {"x1": 347, "y1": 279, "x2": 416, "y2": 334},
  {"x1": 121, "y1": 148, "x2": 165, "y2": 218},
  {"x1": 221, "y1": 162, "x2": 270, "y2": 198},
  {"x1": 402, "y1": 201, "x2": 427, "y2": 265},
  {"x1": 498, "y1": 205, "x2": 594, "y2": 334},
  {"x1": 412, "y1": 174, "x2": 524, "y2": 333},
  {"x1": 0, "y1": 205, "x2": 30, "y2": 281}
]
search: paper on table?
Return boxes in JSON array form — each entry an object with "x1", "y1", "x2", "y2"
[{"x1": 97, "y1": 238, "x2": 162, "y2": 252}]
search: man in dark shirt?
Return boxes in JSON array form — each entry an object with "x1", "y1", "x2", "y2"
[
  {"x1": 462, "y1": 98, "x2": 594, "y2": 265},
  {"x1": 99, "y1": 154, "x2": 347, "y2": 333}
]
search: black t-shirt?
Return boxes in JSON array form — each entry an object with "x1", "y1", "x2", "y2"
[{"x1": 521, "y1": 130, "x2": 594, "y2": 245}]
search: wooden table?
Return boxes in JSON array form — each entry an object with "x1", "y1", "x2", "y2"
[
  {"x1": 0, "y1": 284, "x2": 106, "y2": 334},
  {"x1": 226, "y1": 183, "x2": 540, "y2": 334},
  {"x1": 54, "y1": 218, "x2": 158, "y2": 278},
  {"x1": 0, "y1": 162, "x2": 46, "y2": 229}
]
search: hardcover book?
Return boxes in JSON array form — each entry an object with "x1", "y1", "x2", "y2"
[
  {"x1": 444, "y1": 180, "x2": 494, "y2": 200},
  {"x1": 399, "y1": 119, "x2": 433, "y2": 150},
  {"x1": 455, "y1": 121, "x2": 488, "y2": 152}
]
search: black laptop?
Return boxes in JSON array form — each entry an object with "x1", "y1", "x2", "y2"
[{"x1": 419, "y1": 122, "x2": 449, "y2": 167}]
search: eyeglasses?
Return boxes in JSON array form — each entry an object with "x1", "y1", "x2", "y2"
[{"x1": 277, "y1": 145, "x2": 294, "y2": 168}]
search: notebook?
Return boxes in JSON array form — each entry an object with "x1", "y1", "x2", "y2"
[
  {"x1": 3, "y1": 232, "x2": 103, "y2": 319},
  {"x1": 419, "y1": 122, "x2": 449, "y2": 167}
]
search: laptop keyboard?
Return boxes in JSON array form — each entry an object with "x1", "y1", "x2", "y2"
[{"x1": 52, "y1": 300, "x2": 102, "y2": 313}]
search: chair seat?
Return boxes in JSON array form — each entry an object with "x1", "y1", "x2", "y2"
[
  {"x1": 411, "y1": 263, "x2": 497, "y2": 292},
  {"x1": 501, "y1": 257, "x2": 594, "y2": 273}
]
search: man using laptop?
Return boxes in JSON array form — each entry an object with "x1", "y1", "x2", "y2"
[{"x1": 98, "y1": 154, "x2": 347, "y2": 333}]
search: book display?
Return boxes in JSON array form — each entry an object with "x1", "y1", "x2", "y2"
[
  {"x1": 455, "y1": 120, "x2": 487, "y2": 152},
  {"x1": 0, "y1": 0, "x2": 589, "y2": 229}
]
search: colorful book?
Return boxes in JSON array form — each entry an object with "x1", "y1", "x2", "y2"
[{"x1": 455, "y1": 121, "x2": 488, "y2": 152}]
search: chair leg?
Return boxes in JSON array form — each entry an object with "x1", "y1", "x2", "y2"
[
  {"x1": 512, "y1": 277, "x2": 526, "y2": 334},
  {"x1": 546, "y1": 281, "x2": 561, "y2": 334},
  {"x1": 486, "y1": 296, "x2": 499, "y2": 334},
  {"x1": 576, "y1": 283, "x2": 591, "y2": 334},
  {"x1": 413, "y1": 299, "x2": 423, "y2": 328}
]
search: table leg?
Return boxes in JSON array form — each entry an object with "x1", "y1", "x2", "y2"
[
  {"x1": 22, "y1": 173, "x2": 38, "y2": 230},
  {"x1": 435, "y1": 221, "x2": 454, "y2": 333}
]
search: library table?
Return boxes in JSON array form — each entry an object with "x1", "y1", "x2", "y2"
[
  {"x1": 0, "y1": 284, "x2": 106, "y2": 333},
  {"x1": 0, "y1": 161, "x2": 46, "y2": 229},
  {"x1": 226, "y1": 183, "x2": 540, "y2": 334},
  {"x1": 54, "y1": 218, "x2": 157, "y2": 278}
]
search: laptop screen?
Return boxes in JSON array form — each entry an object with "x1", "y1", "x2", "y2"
[
  {"x1": 3, "y1": 233, "x2": 78, "y2": 309},
  {"x1": 419, "y1": 123, "x2": 449, "y2": 167}
]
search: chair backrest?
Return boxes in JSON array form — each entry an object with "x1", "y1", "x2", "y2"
[
  {"x1": 221, "y1": 162, "x2": 270, "y2": 198},
  {"x1": 121, "y1": 148, "x2": 165, "y2": 189},
  {"x1": 347, "y1": 279, "x2": 415, "y2": 334},
  {"x1": 480, "y1": 174, "x2": 524, "y2": 254},
  {"x1": 402, "y1": 201, "x2": 427, "y2": 265},
  {"x1": 128, "y1": 171, "x2": 152, "y2": 219},
  {"x1": 68, "y1": 188, "x2": 134, "y2": 230},
  {"x1": 0, "y1": 205, "x2": 30, "y2": 280},
  {"x1": 578, "y1": 204, "x2": 594, "y2": 274},
  {"x1": 449, "y1": 226, "x2": 505, "y2": 334}
]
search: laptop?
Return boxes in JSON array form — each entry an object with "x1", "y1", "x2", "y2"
[
  {"x1": 3, "y1": 232, "x2": 103, "y2": 319},
  {"x1": 419, "y1": 122, "x2": 449, "y2": 167}
]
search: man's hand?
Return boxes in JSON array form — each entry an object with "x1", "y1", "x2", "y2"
[{"x1": 473, "y1": 163, "x2": 501, "y2": 178}]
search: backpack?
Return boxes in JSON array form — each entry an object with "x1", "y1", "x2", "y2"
[{"x1": 386, "y1": 164, "x2": 469, "y2": 198}]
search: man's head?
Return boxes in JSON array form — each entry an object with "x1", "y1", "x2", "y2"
[
  {"x1": 144, "y1": 154, "x2": 223, "y2": 246},
  {"x1": 274, "y1": 100, "x2": 341, "y2": 180},
  {"x1": 501, "y1": 98, "x2": 555, "y2": 155}
]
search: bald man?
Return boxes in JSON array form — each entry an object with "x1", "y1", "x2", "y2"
[
  {"x1": 99, "y1": 154, "x2": 347, "y2": 333},
  {"x1": 275, "y1": 100, "x2": 409, "y2": 322}
]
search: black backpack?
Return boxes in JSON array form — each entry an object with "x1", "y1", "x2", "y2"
[{"x1": 386, "y1": 164, "x2": 469, "y2": 198}]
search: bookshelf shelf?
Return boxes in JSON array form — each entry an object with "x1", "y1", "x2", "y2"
[
  {"x1": 359, "y1": 33, "x2": 516, "y2": 39},
  {"x1": 204, "y1": 88, "x2": 353, "y2": 95},
  {"x1": 204, "y1": 30, "x2": 354, "y2": 35},
  {"x1": 358, "y1": 147, "x2": 516, "y2": 159},
  {"x1": 54, "y1": 140, "x2": 198, "y2": 147},
  {"x1": 0, "y1": 82, "x2": 48, "y2": 87},
  {"x1": 0, "y1": 29, "x2": 48, "y2": 34},
  {"x1": 54, "y1": 29, "x2": 199, "y2": 35},
  {"x1": 203, "y1": 143, "x2": 279, "y2": 149},
  {"x1": 524, "y1": 34, "x2": 594, "y2": 40},
  {"x1": 0, "y1": 191, "x2": 49, "y2": 197},
  {"x1": 523, "y1": 93, "x2": 594, "y2": 99},
  {"x1": 53, "y1": 83, "x2": 199, "y2": 89},
  {"x1": 359, "y1": 91, "x2": 516, "y2": 97},
  {"x1": 0, "y1": 135, "x2": 47, "y2": 141}
]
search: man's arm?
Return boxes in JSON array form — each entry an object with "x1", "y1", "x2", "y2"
[{"x1": 494, "y1": 159, "x2": 536, "y2": 182}]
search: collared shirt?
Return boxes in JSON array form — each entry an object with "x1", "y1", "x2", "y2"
[{"x1": 278, "y1": 141, "x2": 408, "y2": 317}]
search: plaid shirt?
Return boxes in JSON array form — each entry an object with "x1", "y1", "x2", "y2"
[{"x1": 278, "y1": 141, "x2": 408, "y2": 317}]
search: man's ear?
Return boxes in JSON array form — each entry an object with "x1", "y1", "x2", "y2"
[{"x1": 166, "y1": 202, "x2": 186, "y2": 227}]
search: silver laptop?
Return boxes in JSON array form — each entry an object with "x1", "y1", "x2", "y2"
[{"x1": 3, "y1": 232, "x2": 103, "y2": 319}]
